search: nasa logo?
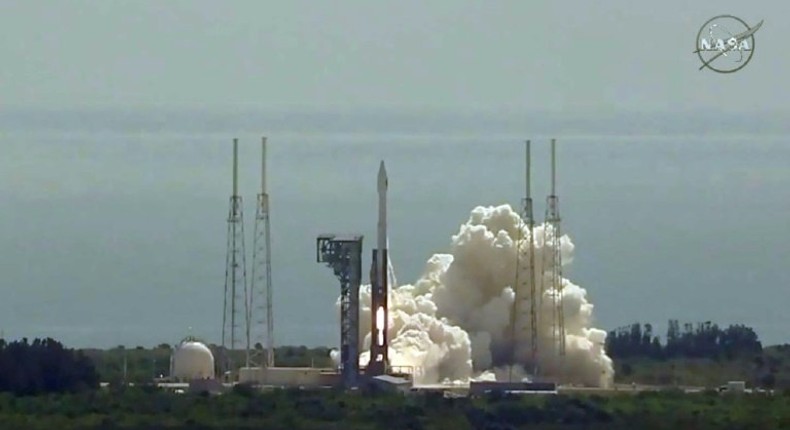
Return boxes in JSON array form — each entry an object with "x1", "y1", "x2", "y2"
[{"x1": 695, "y1": 15, "x2": 763, "y2": 73}]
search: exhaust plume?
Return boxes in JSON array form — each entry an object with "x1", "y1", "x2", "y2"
[{"x1": 335, "y1": 204, "x2": 614, "y2": 387}]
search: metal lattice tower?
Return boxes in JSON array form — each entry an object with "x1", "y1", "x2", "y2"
[
  {"x1": 317, "y1": 234, "x2": 363, "y2": 389},
  {"x1": 221, "y1": 138, "x2": 249, "y2": 374},
  {"x1": 509, "y1": 140, "x2": 539, "y2": 380},
  {"x1": 247, "y1": 137, "x2": 275, "y2": 368},
  {"x1": 523, "y1": 141, "x2": 539, "y2": 368},
  {"x1": 544, "y1": 138, "x2": 566, "y2": 357}
]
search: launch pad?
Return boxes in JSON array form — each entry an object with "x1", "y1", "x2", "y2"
[
  {"x1": 214, "y1": 138, "x2": 574, "y2": 391},
  {"x1": 215, "y1": 141, "x2": 407, "y2": 390},
  {"x1": 315, "y1": 161, "x2": 393, "y2": 388}
]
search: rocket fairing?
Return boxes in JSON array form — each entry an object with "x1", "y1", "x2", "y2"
[{"x1": 367, "y1": 160, "x2": 390, "y2": 375}]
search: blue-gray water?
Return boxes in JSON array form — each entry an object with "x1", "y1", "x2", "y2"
[{"x1": 1, "y1": 109, "x2": 789, "y2": 348}]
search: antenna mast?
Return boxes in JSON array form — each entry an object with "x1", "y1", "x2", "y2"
[{"x1": 249, "y1": 137, "x2": 275, "y2": 368}]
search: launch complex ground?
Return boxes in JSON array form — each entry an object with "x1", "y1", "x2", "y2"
[
  {"x1": 147, "y1": 377, "x2": 753, "y2": 397},
  {"x1": 197, "y1": 138, "x2": 615, "y2": 395},
  {"x1": 186, "y1": 137, "x2": 610, "y2": 394}
]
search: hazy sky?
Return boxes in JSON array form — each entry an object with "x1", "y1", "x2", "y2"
[
  {"x1": 1, "y1": 2, "x2": 789, "y2": 349},
  {"x1": 1, "y1": 0, "x2": 787, "y2": 112}
]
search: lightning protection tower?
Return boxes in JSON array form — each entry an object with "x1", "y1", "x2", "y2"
[
  {"x1": 509, "y1": 140, "x2": 539, "y2": 382},
  {"x1": 222, "y1": 138, "x2": 249, "y2": 375},
  {"x1": 247, "y1": 137, "x2": 275, "y2": 368},
  {"x1": 544, "y1": 138, "x2": 566, "y2": 358}
]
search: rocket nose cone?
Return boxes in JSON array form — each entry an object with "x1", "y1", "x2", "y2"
[{"x1": 377, "y1": 160, "x2": 387, "y2": 190}]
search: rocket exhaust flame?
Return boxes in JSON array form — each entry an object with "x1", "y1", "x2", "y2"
[{"x1": 375, "y1": 306, "x2": 385, "y2": 346}]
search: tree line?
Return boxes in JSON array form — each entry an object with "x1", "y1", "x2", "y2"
[
  {"x1": 606, "y1": 320, "x2": 762, "y2": 360},
  {"x1": 0, "y1": 338, "x2": 99, "y2": 395}
]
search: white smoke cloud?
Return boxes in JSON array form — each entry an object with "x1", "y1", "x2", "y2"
[{"x1": 335, "y1": 204, "x2": 614, "y2": 387}]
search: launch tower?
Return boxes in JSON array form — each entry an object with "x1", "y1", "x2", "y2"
[
  {"x1": 247, "y1": 137, "x2": 275, "y2": 368},
  {"x1": 510, "y1": 140, "x2": 539, "y2": 379},
  {"x1": 222, "y1": 138, "x2": 249, "y2": 374},
  {"x1": 316, "y1": 234, "x2": 364, "y2": 389},
  {"x1": 544, "y1": 139, "x2": 566, "y2": 357}
]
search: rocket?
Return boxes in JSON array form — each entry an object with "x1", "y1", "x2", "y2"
[
  {"x1": 367, "y1": 160, "x2": 389, "y2": 375},
  {"x1": 377, "y1": 160, "x2": 387, "y2": 293}
]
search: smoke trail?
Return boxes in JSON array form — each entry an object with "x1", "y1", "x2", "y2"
[{"x1": 337, "y1": 204, "x2": 614, "y2": 387}]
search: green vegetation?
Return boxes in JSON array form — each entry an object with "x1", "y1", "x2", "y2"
[
  {"x1": 607, "y1": 321, "x2": 762, "y2": 360},
  {"x1": 5, "y1": 335, "x2": 790, "y2": 428},
  {"x1": 1, "y1": 386, "x2": 790, "y2": 429},
  {"x1": 81, "y1": 345, "x2": 172, "y2": 385},
  {"x1": 607, "y1": 321, "x2": 790, "y2": 389},
  {"x1": 0, "y1": 338, "x2": 98, "y2": 395},
  {"x1": 615, "y1": 345, "x2": 790, "y2": 388}
]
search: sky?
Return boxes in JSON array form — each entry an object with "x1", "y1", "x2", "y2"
[
  {"x1": 1, "y1": 1, "x2": 789, "y2": 349},
  {"x1": 0, "y1": 0, "x2": 788, "y2": 113}
]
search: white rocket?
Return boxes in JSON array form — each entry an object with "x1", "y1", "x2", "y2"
[
  {"x1": 368, "y1": 160, "x2": 389, "y2": 375},
  {"x1": 377, "y1": 160, "x2": 387, "y2": 296}
]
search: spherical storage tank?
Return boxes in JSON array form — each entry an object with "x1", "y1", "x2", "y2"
[{"x1": 171, "y1": 341, "x2": 215, "y2": 380}]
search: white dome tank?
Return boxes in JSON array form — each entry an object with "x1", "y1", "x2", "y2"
[{"x1": 171, "y1": 341, "x2": 215, "y2": 380}]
